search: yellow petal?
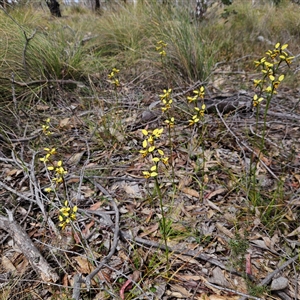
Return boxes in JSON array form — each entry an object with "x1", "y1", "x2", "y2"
[
  {"x1": 141, "y1": 129, "x2": 148, "y2": 136},
  {"x1": 150, "y1": 165, "x2": 157, "y2": 171},
  {"x1": 142, "y1": 140, "x2": 148, "y2": 148},
  {"x1": 158, "y1": 149, "x2": 164, "y2": 156}
]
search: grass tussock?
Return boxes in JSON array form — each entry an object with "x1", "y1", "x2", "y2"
[{"x1": 0, "y1": 0, "x2": 300, "y2": 96}]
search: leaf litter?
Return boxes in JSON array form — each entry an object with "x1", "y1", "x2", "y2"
[{"x1": 0, "y1": 72, "x2": 300, "y2": 300}]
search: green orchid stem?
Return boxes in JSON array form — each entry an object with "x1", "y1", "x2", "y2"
[
  {"x1": 154, "y1": 176, "x2": 169, "y2": 266},
  {"x1": 261, "y1": 90, "x2": 274, "y2": 149},
  {"x1": 200, "y1": 122, "x2": 206, "y2": 201},
  {"x1": 167, "y1": 120, "x2": 175, "y2": 187}
]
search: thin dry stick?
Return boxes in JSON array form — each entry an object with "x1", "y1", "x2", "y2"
[
  {"x1": 207, "y1": 282, "x2": 262, "y2": 300},
  {"x1": 260, "y1": 109, "x2": 300, "y2": 121},
  {"x1": 0, "y1": 179, "x2": 36, "y2": 203},
  {"x1": 215, "y1": 106, "x2": 279, "y2": 180},
  {"x1": 84, "y1": 180, "x2": 120, "y2": 290},
  {"x1": 292, "y1": 261, "x2": 298, "y2": 300},
  {"x1": 11, "y1": 73, "x2": 17, "y2": 111},
  {"x1": 72, "y1": 274, "x2": 83, "y2": 300}
]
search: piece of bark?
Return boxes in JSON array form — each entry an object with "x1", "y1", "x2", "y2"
[
  {"x1": 0, "y1": 212, "x2": 58, "y2": 282},
  {"x1": 201, "y1": 94, "x2": 252, "y2": 114}
]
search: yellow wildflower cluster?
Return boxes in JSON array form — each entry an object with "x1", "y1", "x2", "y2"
[
  {"x1": 188, "y1": 104, "x2": 206, "y2": 126},
  {"x1": 253, "y1": 43, "x2": 293, "y2": 107},
  {"x1": 41, "y1": 118, "x2": 52, "y2": 136},
  {"x1": 164, "y1": 117, "x2": 175, "y2": 128},
  {"x1": 40, "y1": 147, "x2": 67, "y2": 189},
  {"x1": 140, "y1": 128, "x2": 163, "y2": 157},
  {"x1": 186, "y1": 86, "x2": 206, "y2": 125},
  {"x1": 139, "y1": 128, "x2": 168, "y2": 178},
  {"x1": 187, "y1": 86, "x2": 205, "y2": 103},
  {"x1": 252, "y1": 95, "x2": 264, "y2": 108},
  {"x1": 47, "y1": 160, "x2": 68, "y2": 184},
  {"x1": 59, "y1": 200, "x2": 78, "y2": 230},
  {"x1": 40, "y1": 147, "x2": 56, "y2": 164},
  {"x1": 265, "y1": 43, "x2": 294, "y2": 65},
  {"x1": 108, "y1": 67, "x2": 120, "y2": 87},
  {"x1": 159, "y1": 88, "x2": 173, "y2": 113},
  {"x1": 156, "y1": 40, "x2": 167, "y2": 57}
]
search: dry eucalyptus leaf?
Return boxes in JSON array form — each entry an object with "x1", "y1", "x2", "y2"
[
  {"x1": 1, "y1": 256, "x2": 16, "y2": 273},
  {"x1": 271, "y1": 277, "x2": 289, "y2": 291},
  {"x1": 73, "y1": 256, "x2": 93, "y2": 274},
  {"x1": 170, "y1": 284, "x2": 193, "y2": 298},
  {"x1": 67, "y1": 151, "x2": 85, "y2": 166},
  {"x1": 208, "y1": 267, "x2": 230, "y2": 288}
]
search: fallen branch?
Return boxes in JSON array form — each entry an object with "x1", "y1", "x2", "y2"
[{"x1": 0, "y1": 210, "x2": 58, "y2": 282}]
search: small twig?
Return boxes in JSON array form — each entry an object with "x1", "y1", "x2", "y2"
[
  {"x1": 292, "y1": 261, "x2": 298, "y2": 300},
  {"x1": 78, "y1": 208, "x2": 114, "y2": 227},
  {"x1": 0, "y1": 130, "x2": 61, "y2": 143},
  {"x1": 0, "y1": 180, "x2": 36, "y2": 203},
  {"x1": 22, "y1": 29, "x2": 36, "y2": 77},
  {"x1": 84, "y1": 180, "x2": 120, "y2": 291},
  {"x1": 173, "y1": 80, "x2": 202, "y2": 98},
  {"x1": 260, "y1": 109, "x2": 300, "y2": 121},
  {"x1": 76, "y1": 137, "x2": 91, "y2": 204},
  {"x1": 207, "y1": 282, "x2": 262, "y2": 300}
]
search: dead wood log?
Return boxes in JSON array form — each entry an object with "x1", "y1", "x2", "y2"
[{"x1": 0, "y1": 210, "x2": 59, "y2": 283}]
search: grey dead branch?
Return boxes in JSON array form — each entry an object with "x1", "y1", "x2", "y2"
[{"x1": 0, "y1": 210, "x2": 58, "y2": 283}]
